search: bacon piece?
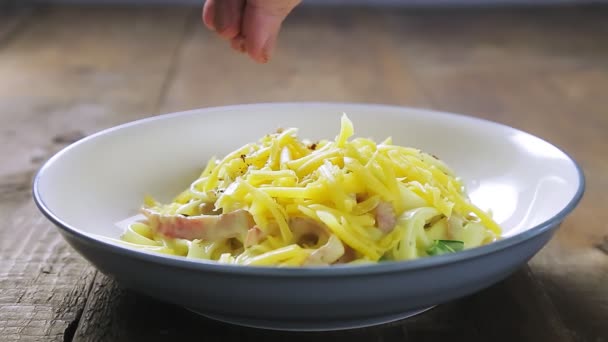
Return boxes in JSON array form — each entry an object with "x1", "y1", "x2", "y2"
[
  {"x1": 286, "y1": 217, "x2": 347, "y2": 265},
  {"x1": 306, "y1": 234, "x2": 345, "y2": 266},
  {"x1": 199, "y1": 202, "x2": 221, "y2": 215},
  {"x1": 289, "y1": 216, "x2": 327, "y2": 238},
  {"x1": 335, "y1": 245, "x2": 356, "y2": 264},
  {"x1": 142, "y1": 208, "x2": 254, "y2": 241},
  {"x1": 375, "y1": 201, "x2": 397, "y2": 233},
  {"x1": 244, "y1": 226, "x2": 265, "y2": 248}
]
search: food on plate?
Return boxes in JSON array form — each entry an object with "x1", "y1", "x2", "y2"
[{"x1": 118, "y1": 114, "x2": 501, "y2": 266}]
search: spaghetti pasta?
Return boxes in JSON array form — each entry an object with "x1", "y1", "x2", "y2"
[{"x1": 119, "y1": 114, "x2": 501, "y2": 266}]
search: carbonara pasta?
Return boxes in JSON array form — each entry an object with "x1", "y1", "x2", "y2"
[{"x1": 118, "y1": 114, "x2": 501, "y2": 266}]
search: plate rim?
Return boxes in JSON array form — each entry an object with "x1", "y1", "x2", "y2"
[{"x1": 31, "y1": 101, "x2": 586, "y2": 277}]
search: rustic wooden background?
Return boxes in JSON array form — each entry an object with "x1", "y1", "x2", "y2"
[{"x1": 0, "y1": 2, "x2": 606, "y2": 341}]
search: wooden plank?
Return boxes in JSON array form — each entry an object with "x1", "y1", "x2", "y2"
[
  {"x1": 531, "y1": 67, "x2": 608, "y2": 342},
  {"x1": 158, "y1": 6, "x2": 431, "y2": 113},
  {"x1": 414, "y1": 62, "x2": 608, "y2": 342},
  {"x1": 0, "y1": 202, "x2": 96, "y2": 341},
  {"x1": 74, "y1": 273, "x2": 383, "y2": 342},
  {"x1": 0, "y1": 2, "x2": 34, "y2": 48},
  {"x1": 0, "y1": 5, "x2": 192, "y2": 341},
  {"x1": 377, "y1": 11, "x2": 601, "y2": 341},
  {"x1": 71, "y1": 5, "x2": 581, "y2": 342},
  {"x1": 384, "y1": 6, "x2": 608, "y2": 74},
  {"x1": 402, "y1": 267, "x2": 572, "y2": 342},
  {"x1": 71, "y1": 267, "x2": 572, "y2": 342},
  {"x1": 389, "y1": 8, "x2": 608, "y2": 341}
]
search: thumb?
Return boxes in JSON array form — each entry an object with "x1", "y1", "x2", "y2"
[{"x1": 240, "y1": 0, "x2": 300, "y2": 63}]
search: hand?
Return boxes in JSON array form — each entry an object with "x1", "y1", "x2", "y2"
[{"x1": 202, "y1": 0, "x2": 301, "y2": 63}]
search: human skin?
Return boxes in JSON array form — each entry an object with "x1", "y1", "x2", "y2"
[{"x1": 202, "y1": 0, "x2": 302, "y2": 63}]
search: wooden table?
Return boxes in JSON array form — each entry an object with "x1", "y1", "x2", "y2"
[{"x1": 1, "y1": 3, "x2": 606, "y2": 341}]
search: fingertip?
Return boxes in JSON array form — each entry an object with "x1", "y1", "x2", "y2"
[
  {"x1": 217, "y1": 26, "x2": 241, "y2": 40},
  {"x1": 231, "y1": 36, "x2": 247, "y2": 54},
  {"x1": 243, "y1": 38, "x2": 266, "y2": 63},
  {"x1": 202, "y1": 0, "x2": 216, "y2": 30},
  {"x1": 249, "y1": 52, "x2": 269, "y2": 64},
  {"x1": 213, "y1": 0, "x2": 245, "y2": 40},
  {"x1": 246, "y1": 40, "x2": 273, "y2": 64},
  {"x1": 241, "y1": 9, "x2": 282, "y2": 63}
]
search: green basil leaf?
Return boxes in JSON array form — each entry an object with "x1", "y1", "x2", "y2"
[{"x1": 426, "y1": 240, "x2": 464, "y2": 256}]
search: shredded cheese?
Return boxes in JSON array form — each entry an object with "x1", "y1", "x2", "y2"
[{"x1": 120, "y1": 114, "x2": 502, "y2": 267}]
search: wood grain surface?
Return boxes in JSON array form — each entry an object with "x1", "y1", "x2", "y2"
[
  {"x1": 70, "y1": 267, "x2": 573, "y2": 342},
  {"x1": 0, "y1": 4, "x2": 606, "y2": 342},
  {"x1": 0, "y1": 5, "x2": 191, "y2": 341}
]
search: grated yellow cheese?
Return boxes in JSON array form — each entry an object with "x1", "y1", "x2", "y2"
[{"x1": 121, "y1": 114, "x2": 502, "y2": 267}]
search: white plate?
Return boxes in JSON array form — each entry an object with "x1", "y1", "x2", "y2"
[{"x1": 33, "y1": 103, "x2": 585, "y2": 331}]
